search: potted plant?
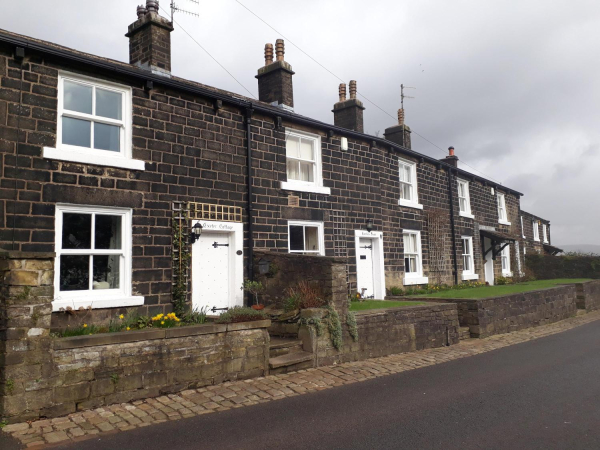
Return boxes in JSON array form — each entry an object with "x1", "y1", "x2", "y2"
[{"x1": 242, "y1": 280, "x2": 266, "y2": 310}]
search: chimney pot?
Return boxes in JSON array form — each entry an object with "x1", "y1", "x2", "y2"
[
  {"x1": 137, "y1": 5, "x2": 147, "y2": 18},
  {"x1": 146, "y1": 0, "x2": 159, "y2": 13},
  {"x1": 384, "y1": 107, "x2": 411, "y2": 149},
  {"x1": 349, "y1": 80, "x2": 357, "y2": 99},
  {"x1": 448, "y1": 146, "x2": 455, "y2": 156},
  {"x1": 339, "y1": 83, "x2": 347, "y2": 102},
  {"x1": 264, "y1": 43, "x2": 274, "y2": 65},
  {"x1": 398, "y1": 108, "x2": 405, "y2": 125},
  {"x1": 276, "y1": 39, "x2": 285, "y2": 62}
]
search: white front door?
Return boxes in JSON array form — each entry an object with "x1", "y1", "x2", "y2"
[
  {"x1": 357, "y1": 238, "x2": 375, "y2": 298},
  {"x1": 191, "y1": 221, "x2": 244, "y2": 314},
  {"x1": 483, "y1": 237, "x2": 495, "y2": 286}
]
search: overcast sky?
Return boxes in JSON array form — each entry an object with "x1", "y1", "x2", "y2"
[{"x1": 1, "y1": 0, "x2": 599, "y2": 246}]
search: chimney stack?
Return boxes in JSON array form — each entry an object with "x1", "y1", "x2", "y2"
[
  {"x1": 384, "y1": 108, "x2": 412, "y2": 149},
  {"x1": 256, "y1": 39, "x2": 295, "y2": 110},
  {"x1": 332, "y1": 80, "x2": 365, "y2": 133},
  {"x1": 126, "y1": 1, "x2": 174, "y2": 76},
  {"x1": 440, "y1": 146, "x2": 459, "y2": 167}
]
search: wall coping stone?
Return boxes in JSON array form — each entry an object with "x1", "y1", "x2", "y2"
[
  {"x1": 52, "y1": 320, "x2": 271, "y2": 350},
  {"x1": 355, "y1": 303, "x2": 455, "y2": 317},
  {"x1": 0, "y1": 251, "x2": 56, "y2": 259}
]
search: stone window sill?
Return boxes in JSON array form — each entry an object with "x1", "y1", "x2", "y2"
[
  {"x1": 52, "y1": 296, "x2": 145, "y2": 312},
  {"x1": 280, "y1": 181, "x2": 331, "y2": 195},
  {"x1": 44, "y1": 147, "x2": 146, "y2": 171},
  {"x1": 403, "y1": 276, "x2": 429, "y2": 286},
  {"x1": 461, "y1": 273, "x2": 480, "y2": 281},
  {"x1": 498, "y1": 219, "x2": 512, "y2": 226},
  {"x1": 398, "y1": 199, "x2": 424, "y2": 210},
  {"x1": 459, "y1": 212, "x2": 475, "y2": 219}
]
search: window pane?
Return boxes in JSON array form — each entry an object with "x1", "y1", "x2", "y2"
[
  {"x1": 95, "y1": 215, "x2": 122, "y2": 249},
  {"x1": 62, "y1": 213, "x2": 91, "y2": 249},
  {"x1": 62, "y1": 117, "x2": 91, "y2": 148},
  {"x1": 459, "y1": 198, "x2": 466, "y2": 212},
  {"x1": 286, "y1": 135, "x2": 300, "y2": 158},
  {"x1": 458, "y1": 182, "x2": 465, "y2": 197},
  {"x1": 286, "y1": 158, "x2": 299, "y2": 181},
  {"x1": 63, "y1": 80, "x2": 92, "y2": 114},
  {"x1": 401, "y1": 183, "x2": 412, "y2": 201},
  {"x1": 93, "y1": 255, "x2": 120, "y2": 289},
  {"x1": 96, "y1": 88, "x2": 122, "y2": 120},
  {"x1": 404, "y1": 233, "x2": 417, "y2": 253},
  {"x1": 305, "y1": 226, "x2": 319, "y2": 251},
  {"x1": 60, "y1": 255, "x2": 90, "y2": 291},
  {"x1": 405, "y1": 256, "x2": 417, "y2": 273},
  {"x1": 299, "y1": 139, "x2": 314, "y2": 161},
  {"x1": 94, "y1": 122, "x2": 120, "y2": 152},
  {"x1": 289, "y1": 225, "x2": 304, "y2": 251},
  {"x1": 299, "y1": 161, "x2": 314, "y2": 182}
]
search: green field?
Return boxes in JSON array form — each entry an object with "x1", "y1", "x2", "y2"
[
  {"x1": 409, "y1": 279, "x2": 592, "y2": 299},
  {"x1": 349, "y1": 300, "x2": 426, "y2": 312}
]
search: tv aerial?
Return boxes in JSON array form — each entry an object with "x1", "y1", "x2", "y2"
[{"x1": 170, "y1": 0, "x2": 199, "y2": 21}]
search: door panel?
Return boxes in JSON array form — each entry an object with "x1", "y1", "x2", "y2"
[
  {"x1": 193, "y1": 232, "x2": 230, "y2": 313},
  {"x1": 483, "y1": 237, "x2": 494, "y2": 286},
  {"x1": 357, "y1": 238, "x2": 375, "y2": 298}
]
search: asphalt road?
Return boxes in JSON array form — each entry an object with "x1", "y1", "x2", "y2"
[{"x1": 5, "y1": 320, "x2": 600, "y2": 450}]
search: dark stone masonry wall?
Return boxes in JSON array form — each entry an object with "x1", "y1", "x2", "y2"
[
  {"x1": 576, "y1": 281, "x2": 600, "y2": 311},
  {"x1": 419, "y1": 285, "x2": 578, "y2": 338},
  {"x1": 299, "y1": 304, "x2": 460, "y2": 367}
]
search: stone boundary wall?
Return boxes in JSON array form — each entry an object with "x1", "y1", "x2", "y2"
[
  {"x1": 416, "y1": 285, "x2": 577, "y2": 338},
  {"x1": 575, "y1": 281, "x2": 600, "y2": 311},
  {"x1": 525, "y1": 254, "x2": 600, "y2": 280},
  {"x1": 299, "y1": 304, "x2": 460, "y2": 367},
  {"x1": 253, "y1": 250, "x2": 348, "y2": 316}
]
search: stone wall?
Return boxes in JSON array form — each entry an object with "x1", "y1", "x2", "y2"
[
  {"x1": 526, "y1": 254, "x2": 600, "y2": 280},
  {"x1": 253, "y1": 250, "x2": 348, "y2": 316},
  {"x1": 0, "y1": 250, "x2": 271, "y2": 423},
  {"x1": 299, "y1": 303, "x2": 460, "y2": 367},
  {"x1": 575, "y1": 281, "x2": 600, "y2": 311},
  {"x1": 419, "y1": 285, "x2": 577, "y2": 338}
]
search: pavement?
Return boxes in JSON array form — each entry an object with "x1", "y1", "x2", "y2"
[{"x1": 2, "y1": 310, "x2": 600, "y2": 449}]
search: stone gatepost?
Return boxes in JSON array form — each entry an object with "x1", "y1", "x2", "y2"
[{"x1": 0, "y1": 251, "x2": 55, "y2": 423}]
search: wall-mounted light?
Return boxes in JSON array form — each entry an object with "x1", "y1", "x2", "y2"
[
  {"x1": 366, "y1": 218, "x2": 374, "y2": 232},
  {"x1": 190, "y1": 223, "x2": 203, "y2": 244}
]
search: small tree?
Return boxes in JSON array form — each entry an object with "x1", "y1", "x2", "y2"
[{"x1": 242, "y1": 280, "x2": 265, "y2": 306}]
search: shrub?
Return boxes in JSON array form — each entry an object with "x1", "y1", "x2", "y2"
[
  {"x1": 283, "y1": 293, "x2": 302, "y2": 312},
  {"x1": 216, "y1": 306, "x2": 268, "y2": 324},
  {"x1": 286, "y1": 281, "x2": 326, "y2": 309},
  {"x1": 242, "y1": 280, "x2": 265, "y2": 305},
  {"x1": 182, "y1": 306, "x2": 208, "y2": 324},
  {"x1": 389, "y1": 286, "x2": 404, "y2": 296},
  {"x1": 496, "y1": 276, "x2": 513, "y2": 286}
]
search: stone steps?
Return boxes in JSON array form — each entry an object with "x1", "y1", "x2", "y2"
[
  {"x1": 459, "y1": 327, "x2": 471, "y2": 340},
  {"x1": 269, "y1": 351, "x2": 314, "y2": 375},
  {"x1": 269, "y1": 337, "x2": 304, "y2": 358},
  {"x1": 577, "y1": 309, "x2": 588, "y2": 316}
]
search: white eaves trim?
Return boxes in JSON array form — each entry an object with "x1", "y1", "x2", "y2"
[
  {"x1": 280, "y1": 181, "x2": 331, "y2": 195},
  {"x1": 461, "y1": 273, "x2": 480, "y2": 281},
  {"x1": 398, "y1": 199, "x2": 424, "y2": 210},
  {"x1": 403, "y1": 276, "x2": 429, "y2": 286},
  {"x1": 52, "y1": 296, "x2": 144, "y2": 312},
  {"x1": 44, "y1": 147, "x2": 146, "y2": 171}
]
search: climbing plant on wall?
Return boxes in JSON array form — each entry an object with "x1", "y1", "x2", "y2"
[
  {"x1": 426, "y1": 208, "x2": 450, "y2": 286},
  {"x1": 172, "y1": 203, "x2": 191, "y2": 316}
]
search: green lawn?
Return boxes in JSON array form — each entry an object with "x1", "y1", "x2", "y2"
[
  {"x1": 349, "y1": 300, "x2": 426, "y2": 311},
  {"x1": 409, "y1": 279, "x2": 592, "y2": 299}
]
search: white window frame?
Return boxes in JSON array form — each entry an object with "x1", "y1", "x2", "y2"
[
  {"x1": 520, "y1": 216, "x2": 526, "y2": 238},
  {"x1": 501, "y1": 244, "x2": 512, "y2": 277},
  {"x1": 542, "y1": 224, "x2": 548, "y2": 243},
  {"x1": 281, "y1": 129, "x2": 330, "y2": 195},
  {"x1": 43, "y1": 72, "x2": 144, "y2": 171},
  {"x1": 402, "y1": 229, "x2": 428, "y2": 285},
  {"x1": 52, "y1": 204, "x2": 142, "y2": 312},
  {"x1": 398, "y1": 157, "x2": 423, "y2": 210},
  {"x1": 497, "y1": 193, "x2": 511, "y2": 225},
  {"x1": 457, "y1": 178, "x2": 474, "y2": 219},
  {"x1": 533, "y1": 220, "x2": 540, "y2": 241},
  {"x1": 461, "y1": 236, "x2": 478, "y2": 281},
  {"x1": 287, "y1": 220, "x2": 325, "y2": 256}
]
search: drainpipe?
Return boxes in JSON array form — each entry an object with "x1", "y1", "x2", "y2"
[
  {"x1": 246, "y1": 107, "x2": 255, "y2": 294},
  {"x1": 447, "y1": 168, "x2": 459, "y2": 285},
  {"x1": 11, "y1": 47, "x2": 25, "y2": 250}
]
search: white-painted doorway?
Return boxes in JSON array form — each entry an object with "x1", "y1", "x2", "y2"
[
  {"x1": 354, "y1": 230, "x2": 385, "y2": 299},
  {"x1": 483, "y1": 237, "x2": 495, "y2": 286},
  {"x1": 191, "y1": 220, "x2": 244, "y2": 314}
]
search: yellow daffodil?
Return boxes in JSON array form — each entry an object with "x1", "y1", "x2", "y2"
[
  {"x1": 161, "y1": 321, "x2": 165, "y2": 325},
  {"x1": 126, "y1": 327, "x2": 130, "y2": 331},
  {"x1": 83, "y1": 324, "x2": 88, "y2": 328},
  {"x1": 119, "y1": 314, "x2": 124, "y2": 319}
]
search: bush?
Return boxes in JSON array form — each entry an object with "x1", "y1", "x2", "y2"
[
  {"x1": 216, "y1": 306, "x2": 268, "y2": 324},
  {"x1": 283, "y1": 293, "x2": 301, "y2": 312},
  {"x1": 389, "y1": 286, "x2": 404, "y2": 296},
  {"x1": 286, "y1": 281, "x2": 326, "y2": 309},
  {"x1": 496, "y1": 276, "x2": 513, "y2": 286}
]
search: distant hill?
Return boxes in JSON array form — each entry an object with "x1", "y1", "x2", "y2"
[{"x1": 559, "y1": 244, "x2": 600, "y2": 255}]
